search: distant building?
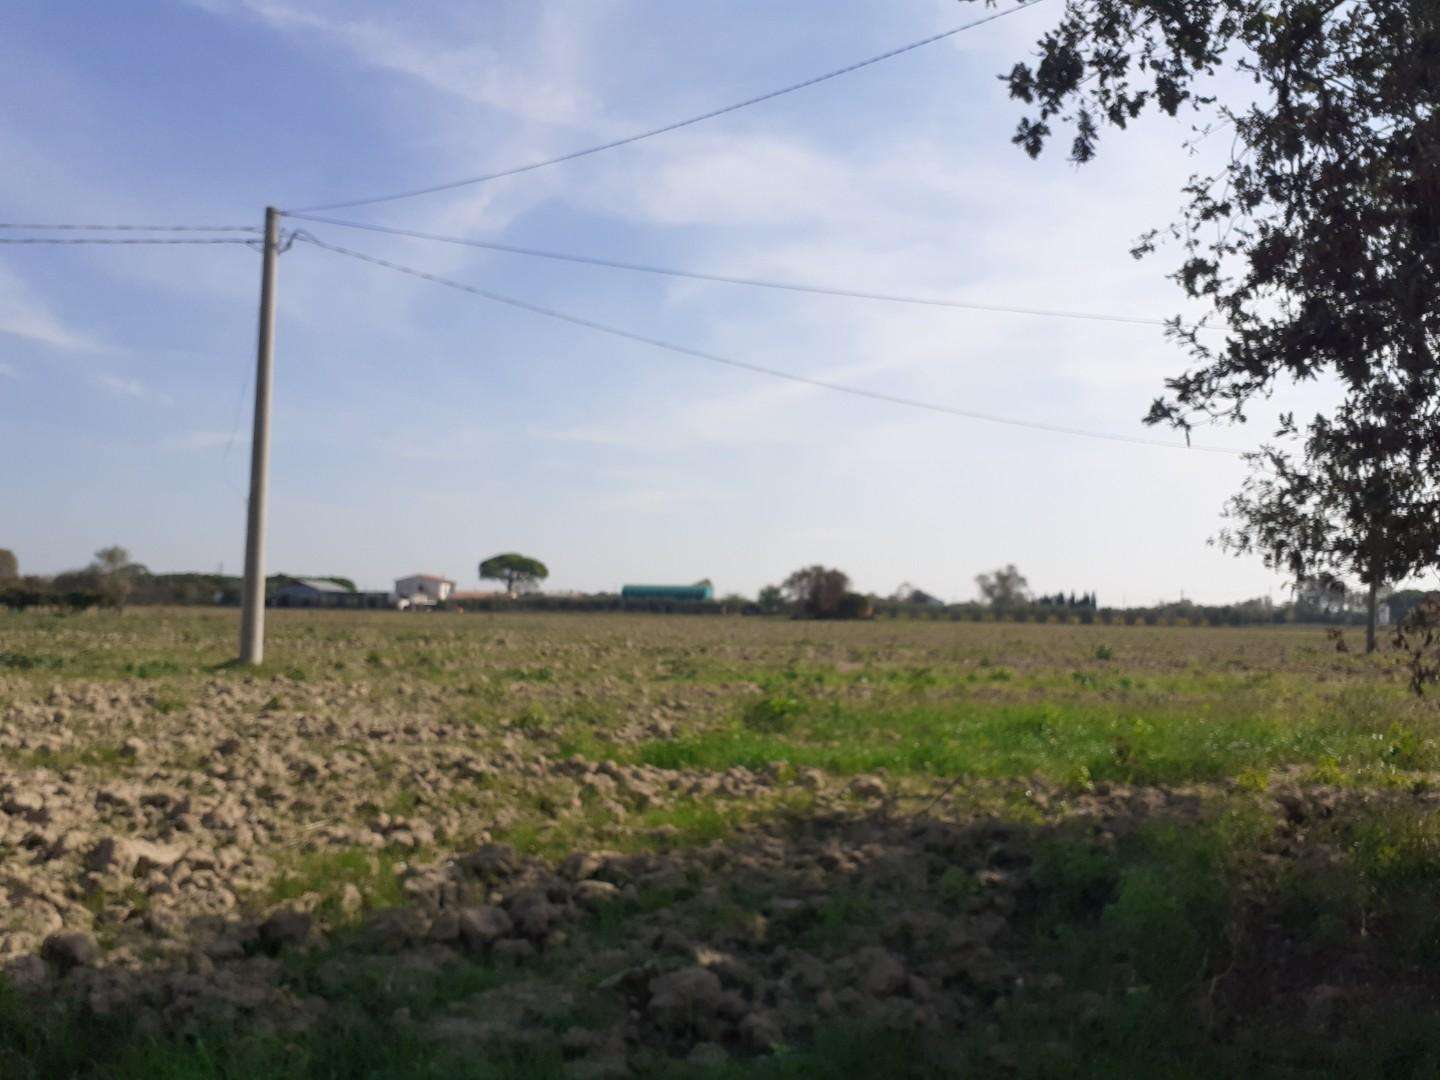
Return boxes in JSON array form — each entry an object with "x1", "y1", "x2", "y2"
[
  {"x1": 395, "y1": 574, "x2": 455, "y2": 607},
  {"x1": 272, "y1": 578, "x2": 352, "y2": 608},
  {"x1": 621, "y1": 582, "x2": 714, "y2": 602},
  {"x1": 1292, "y1": 576, "x2": 1350, "y2": 615}
]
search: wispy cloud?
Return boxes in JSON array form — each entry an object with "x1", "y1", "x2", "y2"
[
  {"x1": 95, "y1": 373, "x2": 171, "y2": 405},
  {"x1": 0, "y1": 262, "x2": 98, "y2": 352},
  {"x1": 162, "y1": 429, "x2": 245, "y2": 451},
  {"x1": 0, "y1": 361, "x2": 17, "y2": 379},
  {"x1": 187, "y1": 0, "x2": 593, "y2": 127}
]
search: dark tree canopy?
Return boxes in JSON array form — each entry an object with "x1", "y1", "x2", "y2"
[
  {"x1": 1221, "y1": 402, "x2": 1439, "y2": 589},
  {"x1": 975, "y1": 565, "x2": 1030, "y2": 608},
  {"x1": 1002, "y1": 0, "x2": 1440, "y2": 425},
  {"x1": 0, "y1": 549, "x2": 16, "y2": 580},
  {"x1": 782, "y1": 566, "x2": 851, "y2": 618},
  {"x1": 479, "y1": 553, "x2": 549, "y2": 596},
  {"x1": 83, "y1": 546, "x2": 146, "y2": 611},
  {"x1": 1001, "y1": 0, "x2": 1440, "y2": 636}
]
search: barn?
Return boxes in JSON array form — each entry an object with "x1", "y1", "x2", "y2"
[
  {"x1": 621, "y1": 583, "x2": 714, "y2": 602},
  {"x1": 271, "y1": 578, "x2": 352, "y2": 608}
]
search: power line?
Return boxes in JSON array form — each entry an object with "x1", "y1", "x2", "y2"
[
  {"x1": 0, "y1": 237, "x2": 258, "y2": 245},
  {"x1": 294, "y1": 232, "x2": 1244, "y2": 456},
  {"x1": 286, "y1": 0, "x2": 1049, "y2": 214},
  {"x1": 286, "y1": 213, "x2": 1181, "y2": 329},
  {"x1": 0, "y1": 223, "x2": 258, "y2": 232}
]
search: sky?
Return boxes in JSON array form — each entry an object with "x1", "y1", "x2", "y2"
[{"x1": 0, "y1": 0, "x2": 1344, "y2": 604}]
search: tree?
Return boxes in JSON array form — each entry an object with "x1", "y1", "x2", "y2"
[
  {"x1": 1389, "y1": 589, "x2": 1436, "y2": 626},
  {"x1": 893, "y1": 582, "x2": 942, "y2": 606},
  {"x1": 1394, "y1": 595, "x2": 1440, "y2": 696},
  {"x1": 782, "y1": 565, "x2": 851, "y2": 618},
  {"x1": 975, "y1": 564, "x2": 1030, "y2": 608},
  {"x1": 1000, "y1": 1, "x2": 1440, "y2": 648},
  {"x1": 1220, "y1": 399, "x2": 1440, "y2": 651},
  {"x1": 757, "y1": 585, "x2": 784, "y2": 614},
  {"x1": 0, "y1": 549, "x2": 16, "y2": 580},
  {"x1": 835, "y1": 591, "x2": 875, "y2": 620},
  {"x1": 479, "y1": 553, "x2": 549, "y2": 597},
  {"x1": 87, "y1": 545, "x2": 145, "y2": 611}
]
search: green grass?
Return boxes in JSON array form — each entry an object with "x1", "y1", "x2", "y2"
[
  {"x1": 495, "y1": 798, "x2": 759, "y2": 860},
  {"x1": 631, "y1": 688, "x2": 1439, "y2": 786},
  {"x1": 8, "y1": 744, "x2": 130, "y2": 772},
  {"x1": 0, "y1": 650, "x2": 65, "y2": 671},
  {"x1": 0, "y1": 970, "x2": 568, "y2": 1080},
  {"x1": 6, "y1": 609, "x2": 1440, "y2": 1075},
  {"x1": 14, "y1": 799, "x2": 1440, "y2": 1078},
  {"x1": 266, "y1": 848, "x2": 407, "y2": 923}
]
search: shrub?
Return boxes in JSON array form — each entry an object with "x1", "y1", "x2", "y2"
[
  {"x1": 0, "y1": 585, "x2": 46, "y2": 611},
  {"x1": 1394, "y1": 595, "x2": 1440, "y2": 696},
  {"x1": 743, "y1": 693, "x2": 804, "y2": 733},
  {"x1": 834, "y1": 592, "x2": 874, "y2": 620}
]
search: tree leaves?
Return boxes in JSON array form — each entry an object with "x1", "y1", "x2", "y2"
[{"x1": 1003, "y1": 0, "x2": 1440, "y2": 614}]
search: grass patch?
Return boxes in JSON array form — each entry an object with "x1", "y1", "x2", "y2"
[
  {"x1": 0, "y1": 651, "x2": 64, "y2": 671},
  {"x1": 121, "y1": 659, "x2": 188, "y2": 679},
  {"x1": 12, "y1": 744, "x2": 129, "y2": 772},
  {"x1": 0, "y1": 968, "x2": 569, "y2": 1080},
  {"x1": 266, "y1": 847, "x2": 407, "y2": 923},
  {"x1": 633, "y1": 692, "x2": 1440, "y2": 786},
  {"x1": 149, "y1": 689, "x2": 191, "y2": 715}
]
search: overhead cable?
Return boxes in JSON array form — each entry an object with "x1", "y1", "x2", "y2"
[
  {"x1": 286, "y1": 0, "x2": 1049, "y2": 214},
  {"x1": 295, "y1": 232, "x2": 1244, "y2": 456},
  {"x1": 286, "y1": 213, "x2": 1183, "y2": 329},
  {"x1": 0, "y1": 223, "x2": 258, "y2": 232},
  {"x1": 0, "y1": 237, "x2": 259, "y2": 246}
]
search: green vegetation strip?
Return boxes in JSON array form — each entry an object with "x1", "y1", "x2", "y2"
[{"x1": 630, "y1": 688, "x2": 1438, "y2": 785}]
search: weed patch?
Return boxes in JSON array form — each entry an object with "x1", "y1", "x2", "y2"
[{"x1": 266, "y1": 847, "x2": 407, "y2": 923}]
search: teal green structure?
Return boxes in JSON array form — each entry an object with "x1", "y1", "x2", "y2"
[{"x1": 621, "y1": 583, "x2": 713, "y2": 602}]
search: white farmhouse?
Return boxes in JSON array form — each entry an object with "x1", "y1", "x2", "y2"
[{"x1": 393, "y1": 573, "x2": 456, "y2": 607}]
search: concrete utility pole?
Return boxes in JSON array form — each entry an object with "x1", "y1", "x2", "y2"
[{"x1": 238, "y1": 207, "x2": 280, "y2": 665}]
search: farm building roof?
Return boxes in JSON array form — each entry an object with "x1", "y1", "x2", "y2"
[
  {"x1": 621, "y1": 583, "x2": 714, "y2": 600},
  {"x1": 289, "y1": 578, "x2": 351, "y2": 593}
]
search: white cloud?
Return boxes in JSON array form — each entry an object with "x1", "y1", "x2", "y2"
[
  {"x1": 163, "y1": 429, "x2": 246, "y2": 451},
  {"x1": 95, "y1": 373, "x2": 171, "y2": 405},
  {"x1": 5, "y1": 0, "x2": 1298, "y2": 603},
  {"x1": 188, "y1": 0, "x2": 594, "y2": 127},
  {"x1": 0, "y1": 262, "x2": 97, "y2": 352}
]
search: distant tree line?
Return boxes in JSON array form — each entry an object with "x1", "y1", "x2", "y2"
[
  {"x1": 0, "y1": 547, "x2": 144, "y2": 612},
  {"x1": 1036, "y1": 592, "x2": 1098, "y2": 610},
  {"x1": 3, "y1": 545, "x2": 1425, "y2": 630},
  {"x1": 0, "y1": 547, "x2": 357, "y2": 612}
]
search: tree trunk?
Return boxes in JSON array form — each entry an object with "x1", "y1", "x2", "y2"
[{"x1": 1366, "y1": 578, "x2": 1379, "y2": 654}]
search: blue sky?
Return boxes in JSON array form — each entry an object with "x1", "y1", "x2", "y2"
[{"x1": 1, "y1": 0, "x2": 1331, "y2": 603}]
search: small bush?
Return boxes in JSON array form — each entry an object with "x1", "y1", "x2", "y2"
[
  {"x1": 743, "y1": 693, "x2": 804, "y2": 733},
  {"x1": 0, "y1": 652, "x2": 63, "y2": 671},
  {"x1": 834, "y1": 592, "x2": 874, "y2": 620}
]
